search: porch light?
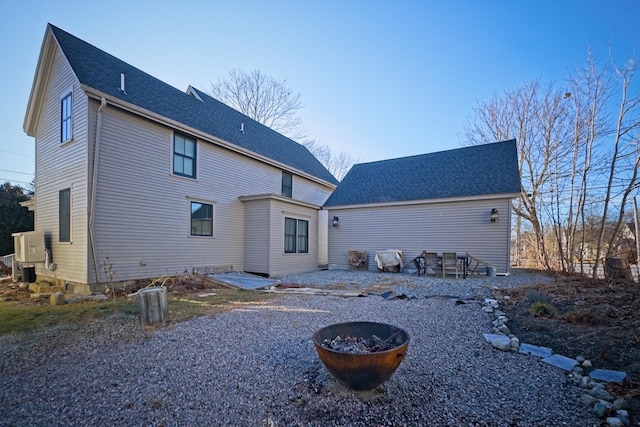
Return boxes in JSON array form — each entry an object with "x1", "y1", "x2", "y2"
[
  {"x1": 490, "y1": 208, "x2": 499, "y2": 223},
  {"x1": 332, "y1": 216, "x2": 339, "y2": 227}
]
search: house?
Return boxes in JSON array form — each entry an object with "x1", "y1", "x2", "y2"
[
  {"x1": 23, "y1": 24, "x2": 339, "y2": 293},
  {"x1": 323, "y1": 140, "x2": 522, "y2": 274}
]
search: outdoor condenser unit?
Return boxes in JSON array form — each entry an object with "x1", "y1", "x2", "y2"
[{"x1": 12, "y1": 231, "x2": 46, "y2": 263}]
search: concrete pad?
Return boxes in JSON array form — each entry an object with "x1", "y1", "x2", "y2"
[
  {"x1": 519, "y1": 343, "x2": 553, "y2": 358},
  {"x1": 542, "y1": 354, "x2": 577, "y2": 371},
  {"x1": 589, "y1": 369, "x2": 627, "y2": 383}
]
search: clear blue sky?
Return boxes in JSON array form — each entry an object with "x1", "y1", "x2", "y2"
[{"x1": 0, "y1": 0, "x2": 638, "y2": 187}]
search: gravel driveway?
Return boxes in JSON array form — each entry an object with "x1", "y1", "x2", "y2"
[{"x1": 0, "y1": 269, "x2": 600, "y2": 426}]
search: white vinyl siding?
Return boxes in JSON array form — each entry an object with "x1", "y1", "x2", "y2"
[
  {"x1": 33, "y1": 47, "x2": 89, "y2": 284},
  {"x1": 90, "y1": 106, "x2": 331, "y2": 282},
  {"x1": 327, "y1": 198, "x2": 513, "y2": 274}
]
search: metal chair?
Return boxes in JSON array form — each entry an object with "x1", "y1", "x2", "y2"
[
  {"x1": 442, "y1": 252, "x2": 460, "y2": 278},
  {"x1": 422, "y1": 251, "x2": 440, "y2": 277}
]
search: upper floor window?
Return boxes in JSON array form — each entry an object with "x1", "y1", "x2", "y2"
[
  {"x1": 281, "y1": 171, "x2": 292, "y2": 197},
  {"x1": 191, "y1": 201, "x2": 213, "y2": 237},
  {"x1": 284, "y1": 217, "x2": 308, "y2": 254},
  {"x1": 61, "y1": 92, "x2": 72, "y2": 143},
  {"x1": 173, "y1": 133, "x2": 197, "y2": 178}
]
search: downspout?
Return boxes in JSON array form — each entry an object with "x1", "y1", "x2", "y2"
[{"x1": 88, "y1": 97, "x2": 106, "y2": 285}]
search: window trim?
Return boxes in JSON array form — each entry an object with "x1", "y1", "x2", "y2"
[
  {"x1": 173, "y1": 132, "x2": 197, "y2": 179},
  {"x1": 281, "y1": 171, "x2": 292, "y2": 197},
  {"x1": 60, "y1": 91, "x2": 73, "y2": 144},
  {"x1": 189, "y1": 199, "x2": 215, "y2": 238},
  {"x1": 284, "y1": 216, "x2": 309, "y2": 254},
  {"x1": 59, "y1": 188, "x2": 71, "y2": 243}
]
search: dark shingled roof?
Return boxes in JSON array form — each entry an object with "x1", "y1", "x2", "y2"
[
  {"x1": 323, "y1": 140, "x2": 521, "y2": 207},
  {"x1": 48, "y1": 24, "x2": 338, "y2": 186}
]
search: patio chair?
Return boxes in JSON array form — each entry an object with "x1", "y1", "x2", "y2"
[
  {"x1": 422, "y1": 251, "x2": 440, "y2": 277},
  {"x1": 442, "y1": 252, "x2": 461, "y2": 278},
  {"x1": 348, "y1": 250, "x2": 368, "y2": 271}
]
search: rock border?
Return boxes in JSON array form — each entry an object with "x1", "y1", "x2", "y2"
[{"x1": 482, "y1": 297, "x2": 631, "y2": 427}]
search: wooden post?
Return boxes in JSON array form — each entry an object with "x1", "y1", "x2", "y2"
[{"x1": 139, "y1": 287, "x2": 168, "y2": 325}]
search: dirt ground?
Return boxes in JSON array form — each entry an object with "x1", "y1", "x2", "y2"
[{"x1": 492, "y1": 271, "x2": 640, "y2": 420}]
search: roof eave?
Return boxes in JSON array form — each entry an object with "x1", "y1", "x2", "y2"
[
  {"x1": 23, "y1": 25, "x2": 57, "y2": 136},
  {"x1": 324, "y1": 192, "x2": 521, "y2": 210},
  {"x1": 82, "y1": 87, "x2": 337, "y2": 190}
]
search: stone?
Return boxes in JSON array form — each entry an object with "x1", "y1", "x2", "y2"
[
  {"x1": 590, "y1": 369, "x2": 627, "y2": 383},
  {"x1": 606, "y1": 417, "x2": 624, "y2": 427},
  {"x1": 581, "y1": 393, "x2": 599, "y2": 406},
  {"x1": 519, "y1": 343, "x2": 552, "y2": 358},
  {"x1": 483, "y1": 333, "x2": 512, "y2": 351},
  {"x1": 616, "y1": 410, "x2": 630, "y2": 426},
  {"x1": 50, "y1": 292, "x2": 66, "y2": 305},
  {"x1": 542, "y1": 354, "x2": 578, "y2": 371},
  {"x1": 587, "y1": 387, "x2": 613, "y2": 401},
  {"x1": 576, "y1": 356, "x2": 586, "y2": 363},
  {"x1": 612, "y1": 398, "x2": 629, "y2": 411},
  {"x1": 582, "y1": 360, "x2": 592, "y2": 368},
  {"x1": 496, "y1": 324, "x2": 510, "y2": 334},
  {"x1": 573, "y1": 366, "x2": 584, "y2": 374},
  {"x1": 593, "y1": 402, "x2": 608, "y2": 418}
]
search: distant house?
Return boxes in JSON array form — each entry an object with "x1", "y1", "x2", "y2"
[
  {"x1": 323, "y1": 140, "x2": 522, "y2": 274},
  {"x1": 23, "y1": 24, "x2": 338, "y2": 293}
]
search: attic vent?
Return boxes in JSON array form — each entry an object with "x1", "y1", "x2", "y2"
[
  {"x1": 119, "y1": 73, "x2": 127, "y2": 95},
  {"x1": 239, "y1": 122, "x2": 244, "y2": 133}
]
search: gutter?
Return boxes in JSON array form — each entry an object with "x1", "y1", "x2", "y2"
[{"x1": 88, "y1": 97, "x2": 107, "y2": 285}]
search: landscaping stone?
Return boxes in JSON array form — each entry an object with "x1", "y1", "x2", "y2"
[
  {"x1": 519, "y1": 343, "x2": 552, "y2": 358},
  {"x1": 542, "y1": 354, "x2": 578, "y2": 371},
  {"x1": 590, "y1": 369, "x2": 627, "y2": 383}
]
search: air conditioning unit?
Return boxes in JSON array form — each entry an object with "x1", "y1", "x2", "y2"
[{"x1": 12, "y1": 231, "x2": 46, "y2": 263}]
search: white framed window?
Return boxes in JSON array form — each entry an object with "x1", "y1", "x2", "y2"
[
  {"x1": 284, "y1": 217, "x2": 308, "y2": 253},
  {"x1": 281, "y1": 171, "x2": 292, "y2": 197},
  {"x1": 190, "y1": 200, "x2": 214, "y2": 237},
  {"x1": 173, "y1": 133, "x2": 197, "y2": 178},
  {"x1": 61, "y1": 92, "x2": 72, "y2": 143}
]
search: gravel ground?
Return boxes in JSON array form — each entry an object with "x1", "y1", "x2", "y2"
[{"x1": 0, "y1": 269, "x2": 601, "y2": 426}]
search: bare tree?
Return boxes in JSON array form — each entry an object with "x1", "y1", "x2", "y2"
[
  {"x1": 463, "y1": 45, "x2": 640, "y2": 278},
  {"x1": 208, "y1": 69, "x2": 357, "y2": 180},
  {"x1": 302, "y1": 140, "x2": 358, "y2": 181},
  {"x1": 208, "y1": 69, "x2": 305, "y2": 139}
]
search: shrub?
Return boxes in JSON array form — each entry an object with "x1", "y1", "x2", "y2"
[
  {"x1": 564, "y1": 308, "x2": 597, "y2": 325},
  {"x1": 529, "y1": 301, "x2": 557, "y2": 318}
]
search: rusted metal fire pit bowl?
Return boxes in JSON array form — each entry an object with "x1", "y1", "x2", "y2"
[{"x1": 312, "y1": 321, "x2": 410, "y2": 391}]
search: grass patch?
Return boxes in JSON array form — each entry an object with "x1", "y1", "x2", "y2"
[
  {"x1": 0, "y1": 288, "x2": 277, "y2": 337},
  {"x1": 564, "y1": 307, "x2": 598, "y2": 324}
]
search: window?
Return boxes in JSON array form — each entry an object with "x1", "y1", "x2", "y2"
[
  {"x1": 173, "y1": 133, "x2": 197, "y2": 178},
  {"x1": 191, "y1": 201, "x2": 213, "y2": 236},
  {"x1": 61, "y1": 92, "x2": 72, "y2": 143},
  {"x1": 284, "y1": 217, "x2": 308, "y2": 253},
  {"x1": 281, "y1": 171, "x2": 292, "y2": 197},
  {"x1": 59, "y1": 188, "x2": 71, "y2": 242}
]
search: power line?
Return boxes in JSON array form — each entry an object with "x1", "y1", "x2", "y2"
[
  {"x1": 0, "y1": 148, "x2": 34, "y2": 158},
  {"x1": 0, "y1": 169, "x2": 33, "y2": 176}
]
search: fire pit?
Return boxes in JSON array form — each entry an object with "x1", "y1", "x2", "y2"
[{"x1": 312, "y1": 321, "x2": 410, "y2": 391}]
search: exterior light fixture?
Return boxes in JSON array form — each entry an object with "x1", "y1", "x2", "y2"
[
  {"x1": 332, "y1": 216, "x2": 339, "y2": 227},
  {"x1": 490, "y1": 208, "x2": 499, "y2": 223}
]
